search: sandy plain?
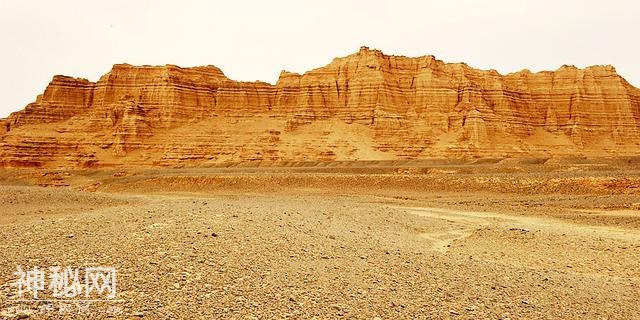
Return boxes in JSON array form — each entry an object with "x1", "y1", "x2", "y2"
[{"x1": 0, "y1": 159, "x2": 639, "y2": 319}]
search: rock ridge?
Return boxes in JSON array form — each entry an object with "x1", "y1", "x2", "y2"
[{"x1": 1, "y1": 47, "x2": 639, "y2": 167}]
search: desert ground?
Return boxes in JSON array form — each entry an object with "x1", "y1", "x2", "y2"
[{"x1": 0, "y1": 159, "x2": 639, "y2": 319}]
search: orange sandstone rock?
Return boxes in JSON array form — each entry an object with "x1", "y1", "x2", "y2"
[{"x1": 1, "y1": 47, "x2": 639, "y2": 167}]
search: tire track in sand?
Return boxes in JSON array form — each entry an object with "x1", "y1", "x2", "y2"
[{"x1": 393, "y1": 206, "x2": 640, "y2": 252}]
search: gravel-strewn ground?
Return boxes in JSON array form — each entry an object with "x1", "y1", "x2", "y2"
[{"x1": 0, "y1": 166, "x2": 639, "y2": 319}]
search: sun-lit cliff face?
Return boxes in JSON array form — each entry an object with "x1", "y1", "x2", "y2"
[{"x1": 1, "y1": 47, "x2": 639, "y2": 167}]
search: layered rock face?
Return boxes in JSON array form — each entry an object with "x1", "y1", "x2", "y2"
[{"x1": 1, "y1": 47, "x2": 639, "y2": 168}]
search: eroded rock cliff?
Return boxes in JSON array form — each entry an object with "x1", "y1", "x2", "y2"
[{"x1": 1, "y1": 47, "x2": 639, "y2": 167}]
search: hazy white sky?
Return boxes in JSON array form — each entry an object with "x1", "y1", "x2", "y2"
[{"x1": 0, "y1": 0, "x2": 638, "y2": 117}]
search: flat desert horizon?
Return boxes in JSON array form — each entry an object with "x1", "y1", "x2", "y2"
[{"x1": 0, "y1": 159, "x2": 639, "y2": 319}]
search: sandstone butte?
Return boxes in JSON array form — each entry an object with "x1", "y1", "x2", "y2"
[{"x1": 1, "y1": 46, "x2": 639, "y2": 168}]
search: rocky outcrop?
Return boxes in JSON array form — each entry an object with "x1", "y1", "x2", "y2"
[
  {"x1": 5, "y1": 76, "x2": 95, "y2": 129},
  {"x1": 1, "y1": 47, "x2": 639, "y2": 168}
]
